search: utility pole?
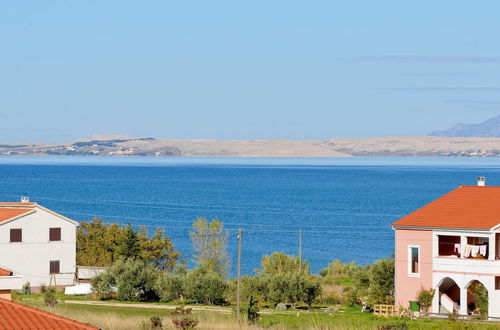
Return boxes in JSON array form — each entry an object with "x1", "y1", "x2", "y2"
[
  {"x1": 299, "y1": 229, "x2": 302, "y2": 273},
  {"x1": 236, "y1": 228, "x2": 242, "y2": 322}
]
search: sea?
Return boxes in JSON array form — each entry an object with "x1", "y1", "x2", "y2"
[{"x1": 1, "y1": 156, "x2": 500, "y2": 277}]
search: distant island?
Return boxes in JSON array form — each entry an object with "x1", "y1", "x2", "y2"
[
  {"x1": 2, "y1": 134, "x2": 500, "y2": 157},
  {"x1": 429, "y1": 114, "x2": 500, "y2": 137}
]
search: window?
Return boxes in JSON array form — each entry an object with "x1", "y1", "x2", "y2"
[
  {"x1": 10, "y1": 228, "x2": 22, "y2": 242},
  {"x1": 496, "y1": 277, "x2": 500, "y2": 290},
  {"x1": 49, "y1": 228, "x2": 61, "y2": 241},
  {"x1": 49, "y1": 260, "x2": 60, "y2": 274},
  {"x1": 409, "y1": 246, "x2": 420, "y2": 276}
]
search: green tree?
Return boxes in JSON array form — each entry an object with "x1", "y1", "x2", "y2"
[
  {"x1": 77, "y1": 218, "x2": 123, "y2": 266},
  {"x1": 138, "y1": 227, "x2": 180, "y2": 271},
  {"x1": 155, "y1": 272, "x2": 184, "y2": 302},
  {"x1": 182, "y1": 267, "x2": 228, "y2": 304},
  {"x1": 189, "y1": 217, "x2": 230, "y2": 276},
  {"x1": 91, "y1": 258, "x2": 158, "y2": 301},
  {"x1": 115, "y1": 224, "x2": 141, "y2": 260},
  {"x1": 468, "y1": 282, "x2": 488, "y2": 316},
  {"x1": 366, "y1": 258, "x2": 394, "y2": 305},
  {"x1": 77, "y1": 219, "x2": 179, "y2": 270},
  {"x1": 320, "y1": 259, "x2": 360, "y2": 278},
  {"x1": 259, "y1": 252, "x2": 309, "y2": 276}
]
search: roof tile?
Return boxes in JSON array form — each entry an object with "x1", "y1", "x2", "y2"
[
  {"x1": 392, "y1": 185, "x2": 500, "y2": 229},
  {"x1": 0, "y1": 298, "x2": 99, "y2": 329}
]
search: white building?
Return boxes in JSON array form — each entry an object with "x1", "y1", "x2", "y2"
[{"x1": 0, "y1": 198, "x2": 78, "y2": 295}]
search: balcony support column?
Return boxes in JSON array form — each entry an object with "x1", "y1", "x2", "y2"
[
  {"x1": 460, "y1": 236, "x2": 467, "y2": 258},
  {"x1": 459, "y1": 286, "x2": 468, "y2": 316},
  {"x1": 489, "y1": 233, "x2": 496, "y2": 260}
]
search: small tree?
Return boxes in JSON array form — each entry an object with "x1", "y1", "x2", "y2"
[
  {"x1": 91, "y1": 258, "x2": 158, "y2": 301},
  {"x1": 190, "y1": 218, "x2": 230, "y2": 276},
  {"x1": 155, "y1": 272, "x2": 184, "y2": 302},
  {"x1": 44, "y1": 289, "x2": 58, "y2": 307},
  {"x1": 115, "y1": 224, "x2": 141, "y2": 260},
  {"x1": 171, "y1": 306, "x2": 198, "y2": 330},
  {"x1": 416, "y1": 288, "x2": 435, "y2": 312},
  {"x1": 182, "y1": 267, "x2": 228, "y2": 304},
  {"x1": 247, "y1": 296, "x2": 260, "y2": 324},
  {"x1": 259, "y1": 252, "x2": 309, "y2": 276},
  {"x1": 468, "y1": 282, "x2": 488, "y2": 316}
]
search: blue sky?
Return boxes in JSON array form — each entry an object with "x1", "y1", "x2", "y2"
[{"x1": 1, "y1": 1, "x2": 499, "y2": 142}]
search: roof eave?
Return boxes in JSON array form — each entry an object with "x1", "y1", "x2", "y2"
[{"x1": 392, "y1": 225, "x2": 492, "y2": 232}]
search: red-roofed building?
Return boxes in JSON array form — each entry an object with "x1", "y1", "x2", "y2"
[
  {"x1": 0, "y1": 298, "x2": 99, "y2": 329},
  {"x1": 392, "y1": 177, "x2": 500, "y2": 317},
  {"x1": 0, "y1": 197, "x2": 79, "y2": 297}
]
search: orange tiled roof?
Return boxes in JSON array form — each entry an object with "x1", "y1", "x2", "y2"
[
  {"x1": 0, "y1": 202, "x2": 36, "y2": 206},
  {"x1": 392, "y1": 185, "x2": 500, "y2": 230},
  {"x1": 0, "y1": 298, "x2": 99, "y2": 329},
  {"x1": 0, "y1": 208, "x2": 33, "y2": 223},
  {"x1": 0, "y1": 267, "x2": 12, "y2": 276}
]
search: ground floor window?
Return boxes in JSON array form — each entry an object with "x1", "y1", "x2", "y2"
[{"x1": 49, "y1": 260, "x2": 60, "y2": 274}]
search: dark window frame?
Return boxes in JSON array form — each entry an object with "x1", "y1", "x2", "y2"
[
  {"x1": 49, "y1": 260, "x2": 60, "y2": 274},
  {"x1": 49, "y1": 227, "x2": 61, "y2": 241},
  {"x1": 10, "y1": 228, "x2": 22, "y2": 243}
]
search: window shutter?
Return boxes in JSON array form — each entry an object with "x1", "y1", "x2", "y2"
[
  {"x1": 10, "y1": 229, "x2": 22, "y2": 242},
  {"x1": 49, "y1": 228, "x2": 61, "y2": 241},
  {"x1": 50, "y1": 260, "x2": 60, "y2": 274}
]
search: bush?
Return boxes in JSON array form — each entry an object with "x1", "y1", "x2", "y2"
[
  {"x1": 182, "y1": 267, "x2": 227, "y2": 304},
  {"x1": 150, "y1": 316, "x2": 162, "y2": 328},
  {"x1": 155, "y1": 272, "x2": 184, "y2": 302},
  {"x1": 417, "y1": 288, "x2": 435, "y2": 312},
  {"x1": 91, "y1": 258, "x2": 158, "y2": 301},
  {"x1": 320, "y1": 259, "x2": 360, "y2": 278},
  {"x1": 171, "y1": 306, "x2": 198, "y2": 329},
  {"x1": 342, "y1": 287, "x2": 360, "y2": 306},
  {"x1": 247, "y1": 296, "x2": 260, "y2": 324},
  {"x1": 276, "y1": 303, "x2": 287, "y2": 311},
  {"x1": 22, "y1": 282, "x2": 31, "y2": 295},
  {"x1": 44, "y1": 289, "x2": 58, "y2": 307}
]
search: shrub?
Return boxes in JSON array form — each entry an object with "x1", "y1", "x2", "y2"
[
  {"x1": 342, "y1": 287, "x2": 360, "y2": 306},
  {"x1": 22, "y1": 282, "x2": 31, "y2": 295},
  {"x1": 44, "y1": 289, "x2": 58, "y2": 307},
  {"x1": 247, "y1": 296, "x2": 260, "y2": 324},
  {"x1": 182, "y1": 267, "x2": 227, "y2": 304},
  {"x1": 171, "y1": 306, "x2": 198, "y2": 329},
  {"x1": 276, "y1": 303, "x2": 287, "y2": 311},
  {"x1": 320, "y1": 259, "x2": 360, "y2": 278},
  {"x1": 91, "y1": 258, "x2": 158, "y2": 301},
  {"x1": 155, "y1": 272, "x2": 184, "y2": 302},
  {"x1": 150, "y1": 316, "x2": 162, "y2": 328},
  {"x1": 416, "y1": 288, "x2": 435, "y2": 312}
]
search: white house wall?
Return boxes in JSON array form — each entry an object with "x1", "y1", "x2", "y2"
[{"x1": 0, "y1": 208, "x2": 76, "y2": 288}]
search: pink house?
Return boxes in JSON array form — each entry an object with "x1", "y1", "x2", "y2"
[{"x1": 392, "y1": 177, "x2": 500, "y2": 317}]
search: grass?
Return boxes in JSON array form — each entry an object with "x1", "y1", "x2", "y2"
[{"x1": 14, "y1": 294, "x2": 500, "y2": 330}]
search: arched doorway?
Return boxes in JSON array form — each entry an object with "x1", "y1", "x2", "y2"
[
  {"x1": 466, "y1": 280, "x2": 488, "y2": 316},
  {"x1": 437, "y1": 277, "x2": 460, "y2": 313}
]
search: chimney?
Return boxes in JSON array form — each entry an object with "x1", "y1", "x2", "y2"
[
  {"x1": 20, "y1": 196, "x2": 30, "y2": 203},
  {"x1": 477, "y1": 177, "x2": 486, "y2": 187}
]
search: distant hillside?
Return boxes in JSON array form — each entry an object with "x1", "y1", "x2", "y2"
[
  {"x1": 429, "y1": 114, "x2": 500, "y2": 137},
  {"x1": 2, "y1": 135, "x2": 500, "y2": 157}
]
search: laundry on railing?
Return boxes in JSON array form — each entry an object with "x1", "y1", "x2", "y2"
[{"x1": 462, "y1": 244, "x2": 488, "y2": 258}]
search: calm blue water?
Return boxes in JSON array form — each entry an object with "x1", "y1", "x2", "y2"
[{"x1": 1, "y1": 156, "x2": 500, "y2": 277}]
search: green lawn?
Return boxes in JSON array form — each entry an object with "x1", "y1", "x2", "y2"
[{"x1": 13, "y1": 294, "x2": 500, "y2": 330}]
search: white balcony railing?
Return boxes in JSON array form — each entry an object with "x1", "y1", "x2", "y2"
[
  {"x1": 434, "y1": 256, "x2": 500, "y2": 275},
  {"x1": 0, "y1": 274, "x2": 23, "y2": 290}
]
